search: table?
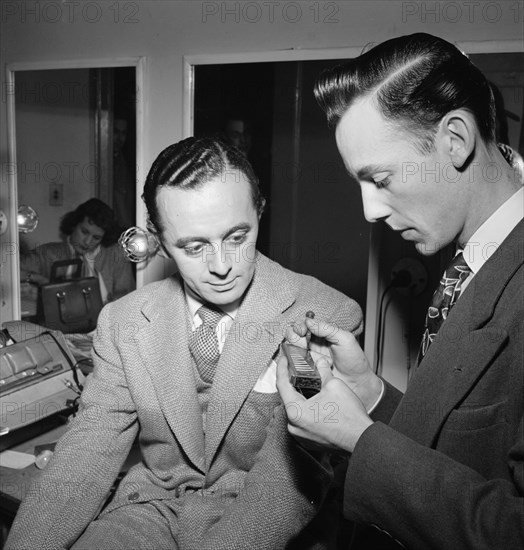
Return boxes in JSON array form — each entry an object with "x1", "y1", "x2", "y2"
[
  {"x1": 0, "y1": 422, "x2": 70, "y2": 520},
  {"x1": 0, "y1": 417, "x2": 141, "y2": 541}
]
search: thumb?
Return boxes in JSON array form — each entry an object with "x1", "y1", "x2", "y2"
[
  {"x1": 316, "y1": 356, "x2": 334, "y2": 385},
  {"x1": 305, "y1": 318, "x2": 342, "y2": 344}
]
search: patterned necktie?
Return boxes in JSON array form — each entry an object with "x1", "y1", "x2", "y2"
[
  {"x1": 418, "y1": 251, "x2": 471, "y2": 362},
  {"x1": 189, "y1": 304, "x2": 224, "y2": 383}
]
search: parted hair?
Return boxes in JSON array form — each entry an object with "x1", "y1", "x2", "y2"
[
  {"x1": 142, "y1": 136, "x2": 265, "y2": 235},
  {"x1": 314, "y1": 33, "x2": 496, "y2": 152},
  {"x1": 60, "y1": 198, "x2": 118, "y2": 246}
]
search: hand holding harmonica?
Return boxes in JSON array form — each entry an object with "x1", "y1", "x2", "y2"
[
  {"x1": 283, "y1": 315, "x2": 382, "y2": 412},
  {"x1": 282, "y1": 311, "x2": 326, "y2": 398}
]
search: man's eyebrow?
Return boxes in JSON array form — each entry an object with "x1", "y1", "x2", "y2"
[
  {"x1": 174, "y1": 223, "x2": 252, "y2": 247},
  {"x1": 175, "y1": 236, "x2": 206, "y2": 247},
  {"x1": 221, "y1": 223, "x2": 252, "y2": 239},
  {"x1": 356, "y1": 164, "x2": 391, "y2": 179}
]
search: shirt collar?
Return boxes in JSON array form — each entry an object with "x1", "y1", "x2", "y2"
[
  {"x1": 463, "y1": 186, "x2": 524, "y2": 274},
  {"x1": 184, "y1": 283, "x2": 239, "y2": 321},
  {"x1": 66, "y1": 236, "x2": 101, "y2": 262}
]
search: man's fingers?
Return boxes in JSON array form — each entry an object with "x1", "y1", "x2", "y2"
[
  {"x1": 285, "y1": 325, "x2": 307, "y2": 347},
  {"x1": 292, "y1": 320, "x2": 308, "y2": 337},
  {"x1": 310, "y1": 348, "x2": 332, "y2": 365},
  {"x1": 276, "y1": 355, "x2": 304, "y2": 404},
  {"x1": 305, "y1": 318, "x2": 340, "y2": 341},
  {"x1": 306, "y1": 318, "x2": 355, "y2": 346}
]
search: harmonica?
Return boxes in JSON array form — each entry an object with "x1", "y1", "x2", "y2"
[{"x1": 282, "y1": 342, "x2": 321, "y2": 398}]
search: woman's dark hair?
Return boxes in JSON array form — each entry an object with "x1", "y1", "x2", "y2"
[
  {"x1": 142, "y1": 136, "x2": 266, "y2": 235},
  {"x1": 314, "y1": 33, "x2": 496, "y2": 152},
  {"x1": 59, "y1": 198, "x2": 118, "y2": 246}
]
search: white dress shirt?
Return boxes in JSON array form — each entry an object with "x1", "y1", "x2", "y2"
[
  {"x1": 184, "y1": 284, "x2": 282, "y2": 394},
  {"x1": 184, "y1": 285, "x2": 239, "y2": 352},
  {"x1": 462, "y1": 186, "x2": 524, "y2": 292}
]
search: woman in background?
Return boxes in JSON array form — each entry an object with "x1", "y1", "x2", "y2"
[{"x1": 22, "y1": 198, "x2": 134, "y2": 304}]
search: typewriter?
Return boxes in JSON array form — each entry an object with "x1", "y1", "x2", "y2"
[{"x1": 0, "y1": 321, "x2": 84, "y2": 450}]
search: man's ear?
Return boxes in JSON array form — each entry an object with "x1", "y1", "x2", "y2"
[
  {"x1": 145, "y1": 221, "x2": 170, "y2": 259},
  {"x1": 258, "y1": 196, "x2": 267, "y2": 220},
  {"x1": 157, "y1": 237, "x2": 171, "y2": 259},
  {"x1": 439, "y1": 109, "x2": 476, "y2": 169}
]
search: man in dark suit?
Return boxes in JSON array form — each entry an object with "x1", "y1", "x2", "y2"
[
  {"x1": 6, "y1": 137, "x2": 363, "y2": 549},
  {"x1": 277, "y1": 33, "x2": 523, "y2": 549}
]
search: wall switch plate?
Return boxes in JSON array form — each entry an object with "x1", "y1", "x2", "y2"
[{"x1": 49, "y1": 184, "x2": 63, "y2": 206}]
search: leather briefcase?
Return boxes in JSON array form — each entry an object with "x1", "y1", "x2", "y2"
[{"x1": 36, "y1": 259, "x2": 103, "y2": 334}]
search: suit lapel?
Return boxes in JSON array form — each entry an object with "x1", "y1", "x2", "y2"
[
  {"x1": 137, "y1": 276, "x2": 206, "y2": 472},
  {"x1": 205, "y1": 254, "x2": 295, "y2": 465},
  {"x1": 391, "y1": 220, "x2": 523, "y2": 445},
  {"x1": 390, "y1": 324, "x2": 507, "y2": 445}
]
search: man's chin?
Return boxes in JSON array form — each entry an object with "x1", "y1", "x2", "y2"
[
  {"x1": 201, "y1": 282, "x2": 246, "y2": 307},
  {"x1": 413, "y1": 241, "x2": 442, "y2": 256}
]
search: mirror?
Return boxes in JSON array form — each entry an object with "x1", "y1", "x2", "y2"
[
  {"x1": 7, "y1": 59, "x2": 144, "y2": 321},
  {"x1": 193, "y1": 58, "x2": 372, "y2": 314},
  {"x1": 188, "y1": 49, "x2": 524, "y2": 364}
]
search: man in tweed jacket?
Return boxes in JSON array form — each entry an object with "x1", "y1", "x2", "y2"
[{"x1": 6, "y1": 137, "x2": 362, "y2": 550}]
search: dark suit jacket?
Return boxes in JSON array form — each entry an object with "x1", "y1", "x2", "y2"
[
  {"x1": 344, "y1": 220, "x2": 524, "y2": 549},
  {"x1": 6, "y1": 253, "x2": 363, "y2": 550}
]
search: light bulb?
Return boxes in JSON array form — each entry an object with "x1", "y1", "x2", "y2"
[
  {"x1": 119, "y1": 227, "x2": 159, "y2": 262},
  {"x1": 17, "y1": 205, "x2": 39, "y2": 233}
]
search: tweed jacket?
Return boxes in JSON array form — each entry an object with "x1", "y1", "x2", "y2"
[
  {"x1": 344, "y1": 220, "x2": 524, "y2": 549},
  {"x1": 23, "y1": 241, "x2": 134, "y2": 302},
  {"x1": 6, "y1": 252, "x2": 363, "y2": 550}
]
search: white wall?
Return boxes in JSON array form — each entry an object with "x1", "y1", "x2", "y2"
[{"x1": 1, "y1": 0, "x2": 521, "y2": 387}]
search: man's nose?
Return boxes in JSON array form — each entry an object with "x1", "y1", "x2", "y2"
[
  {"x1": 207, "y1": 243, "x2": 232, "y2": 276},
  {"x1": 361, "y1": 184, "x2": 390, "y2": 223}
]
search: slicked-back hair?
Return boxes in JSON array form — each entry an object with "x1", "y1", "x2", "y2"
[
  {"x1": 314, "y1": 33, "x2": 496, "y2": 153},
  {"x1": 59, "y1": 198, "x2": 117, "y2": 246},
  {"x1": 142, "y1": 137, "x2": 265, "y2": 235}
]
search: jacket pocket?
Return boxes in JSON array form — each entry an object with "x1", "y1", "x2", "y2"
[{"x1": 445, "y1": 400, "x2": 507, "y2": 431}]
